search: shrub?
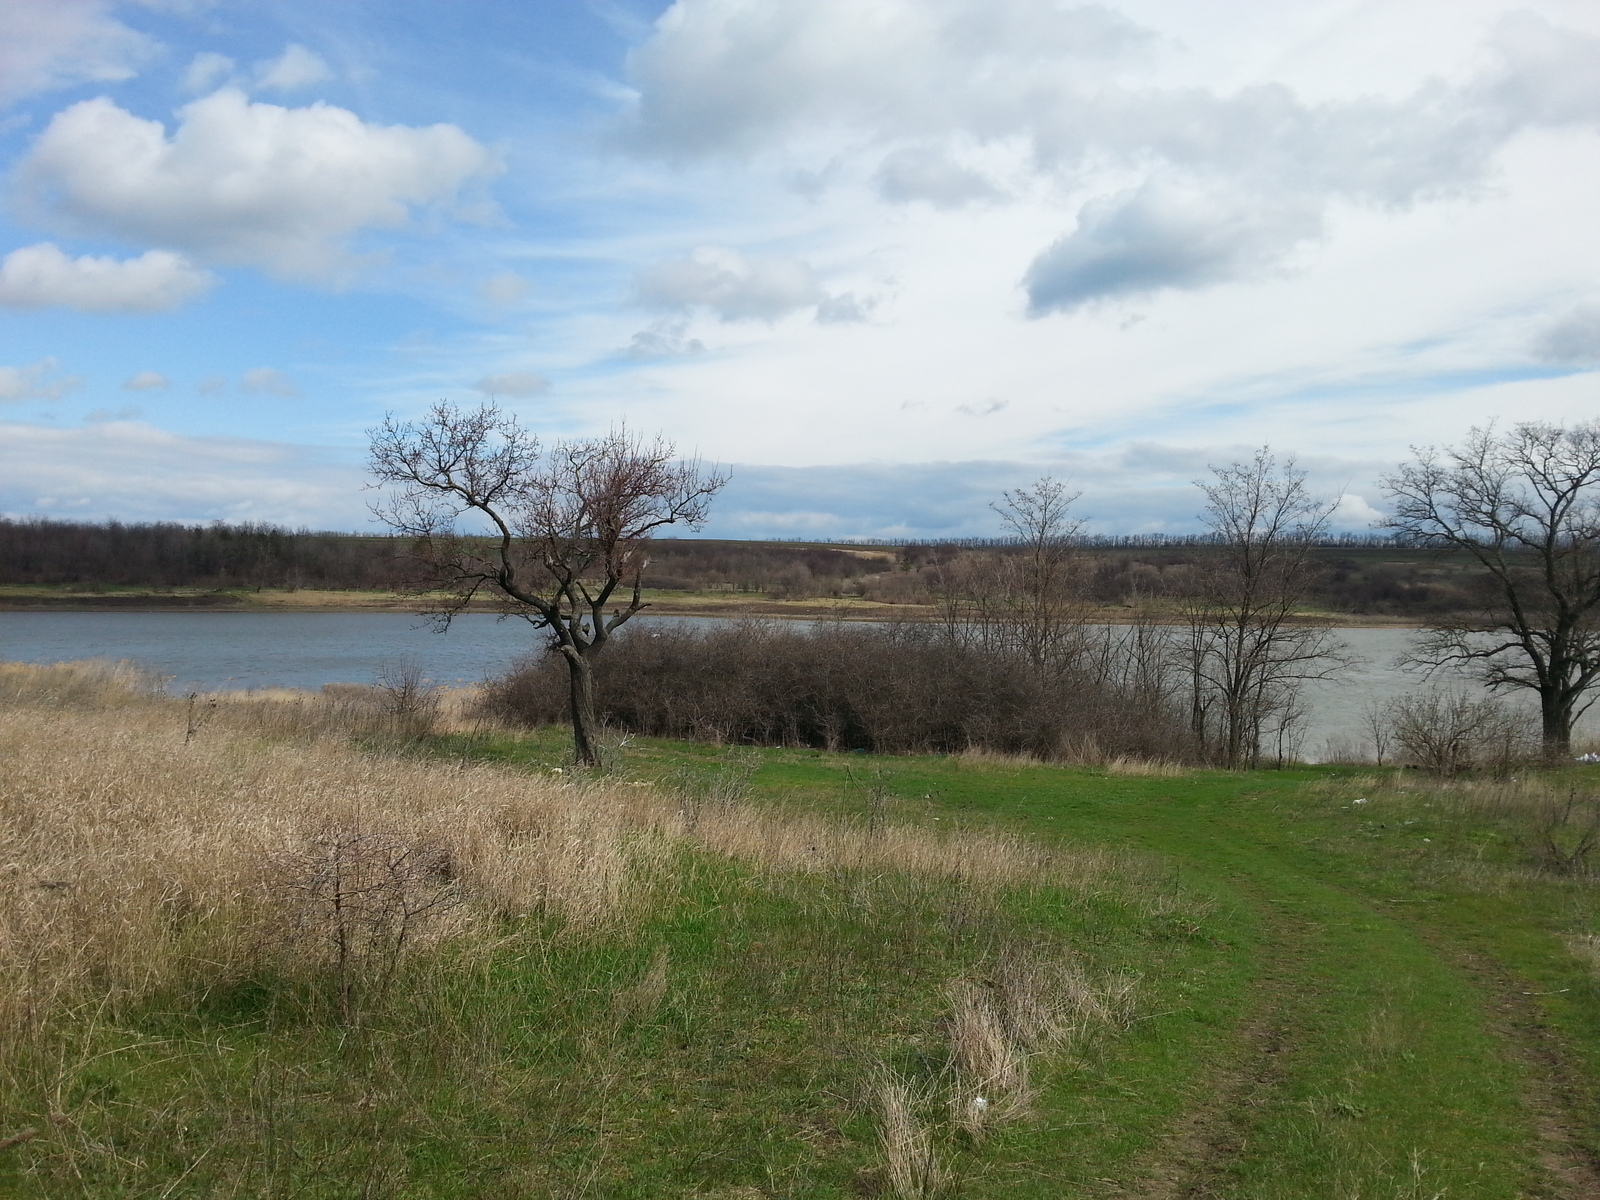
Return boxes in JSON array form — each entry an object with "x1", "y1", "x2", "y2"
[
  {"x1": 1384, "y1": 687, "x2": 1538, "y2": 776},
  {"x1": 477, "y1": 619, "x2": 1196, "y2": 762}
]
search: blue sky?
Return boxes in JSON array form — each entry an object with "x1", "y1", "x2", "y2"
[{"x1": 2, "y1": 0, "x2": 1599, "y2": 539}]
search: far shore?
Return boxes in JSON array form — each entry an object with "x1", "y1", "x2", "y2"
[{"x1": 0, "y1": 585, "x2": 1427, "y2": 628}]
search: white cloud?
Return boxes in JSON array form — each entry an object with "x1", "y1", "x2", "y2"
[
  {"x1": 875, "y1": 145, "x2": 999, "y2": 208},
  {"x1": 474, "y1": 371, "x2": 549, "y2": 397},
  {"x1": 0, "y1": 357, "x2": 83, "y2": 403},
  {"x1": 181, "y1": 52, "x2": 235, "y2": 94},
  {"x1": 622, "y1": 3, "x2": 1600, "y2": 309},
  {"x1": 1024, "y1": 180, "x2": 1324, "y2": 313},
  {"x1": 0, "y1": 0, "x2": 153, "y2": 106},
  {"x1": 0, "y1": 242, "x2": 215, "y2": 313},
  {"x1": 815, "y1": 292, "x2": 871, "y2": 324},
  {"x1": 624, "y1": 319, "x2": 705, "y2": 358},
  {"x1": 637, "y1": 247, "x2": 822, "y2": 320},
  {"x1": 1533, "y1": 304, "x2": 1600, "y2": 367},
  {"x1": 196, "y1": 374, "x2": 226, "y2": 396},
  {"x1": 241, "y1": 367, "x2": 298, "y2": 397},
  {"x1": 123, "y1": 371, "x2": 169, "y2": 390},
  {"x1": 1333, "y1": 492, "x2": 1385, "y2": 527},
  {"x1": 622, "y1": 0, "x2": 1150, "y2": 158},
  {"x1": 15, "y1": 89, "x2": 499, "y2": 281},
  {"x1": 254, "y1": 44, "x2": 333, "y2": 92},
  {"x1": 0, "y1": 420, "x2": 368, "y2": 526}
]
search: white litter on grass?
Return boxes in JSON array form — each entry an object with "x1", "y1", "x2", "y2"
[
  {"x1": 1577, "y1": 753, "x2": 1600, "y2": 764},
  {"x1": 1353, "y1": 798, "x2": 1368, "y2": 805}
]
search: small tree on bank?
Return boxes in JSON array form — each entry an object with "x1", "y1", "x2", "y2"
[
  {"x1": 1185, "y1": 448, "x2": 1346, "y2": 768},
  {"x1": 369, "y1": 402, "x2": 726, "y2": 766},
  {"x1": 1383, "y1": 421, "x2": 1600, "y2": 757},
  {"x1": 931, "y1": 477, "x2": 1088, "y2": 674}
]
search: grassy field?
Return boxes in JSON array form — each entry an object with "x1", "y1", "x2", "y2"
[{"x1": 3, "y1": 668, "x2": 1600, "y2": 1196}]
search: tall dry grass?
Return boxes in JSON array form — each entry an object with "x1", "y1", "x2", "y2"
[
  {"x1": 0, "y1": 662, "x2": 1124, "y2": 1039},
  {"x1": 0, "y1": 661, "x2": 1162, "y2": 1193}
]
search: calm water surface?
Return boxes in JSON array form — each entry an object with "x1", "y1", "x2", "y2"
[{"x1": 0, "y1": 612, "x2": 1575, "y2": 759}]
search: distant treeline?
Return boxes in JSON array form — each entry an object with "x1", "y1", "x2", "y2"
[
  {"x1": 0, "y1": 518, "x2": 417, "y2": 590},
  {"x1": 0, "y1": 516, "x2": 1482, "y2": 617}
]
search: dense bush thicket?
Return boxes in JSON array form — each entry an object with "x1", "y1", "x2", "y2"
[{"x1": 478, "y1": 620, "x2": 1196, "y2": 761}]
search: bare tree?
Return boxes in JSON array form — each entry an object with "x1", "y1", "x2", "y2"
[
  {"x1": 931, "y1": 477, "x2": 1087, "y2": 674},
  {"x1": 368, "y1": 402, "x2": 726, "y2": 766},
  {"x1": 1185, "y1": 448, "x2": 1346, "y2": 768},
  {"x1": 1383, "y1": 421, "x2": 1600, "y2": 757}
]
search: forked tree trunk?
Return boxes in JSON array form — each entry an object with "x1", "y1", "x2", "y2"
[{"x1": 564, "y1": 653, "x2": 601, "y2": 767}]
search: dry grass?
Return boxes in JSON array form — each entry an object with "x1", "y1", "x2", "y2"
[
  {"x1": 1104, "y1": 756, "x2": 1190, "y2": 777},
  {"x1": 875, "y1": 1074, "x2": 950, "y2": 1199},
  {"x1": 954, "y1": 744, "x2": 1190, "y2": 775},
  {"x1": 0, "y1": 661, "x2": 1161, "y2": 1195},
  {"x1": 0, "y1": 662, "x2": 1116, "y2": 1045},
  {"x1": 943, "y1": 949, "x2": 1136, "y2": 1138}
]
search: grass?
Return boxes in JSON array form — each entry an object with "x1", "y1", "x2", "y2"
[
  {"x1": 0, "y1": 665, "x2": 1175, "y2": 1198},
  {"x1": 5, "y1": 666, "x2": 1600, "y2": 1195}
]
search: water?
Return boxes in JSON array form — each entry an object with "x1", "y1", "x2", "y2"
[
  {"x1": 0, "y1": 612, "x2": 1574, "y2": 759},
  {"x1": 0, "y1": 612, "x2": 546, "y2": 693}
]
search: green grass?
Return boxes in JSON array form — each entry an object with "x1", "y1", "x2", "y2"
[{"x1": 9, "y1": 718, "x2": 1600, "y2": 1196}]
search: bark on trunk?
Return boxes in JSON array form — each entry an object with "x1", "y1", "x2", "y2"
[
  {"x1": 566, "y1": 654, "x2": 600, "y2": 767},
  {"x1": 1542, "y1": 695, "x2": 1572, "y2": 760}
]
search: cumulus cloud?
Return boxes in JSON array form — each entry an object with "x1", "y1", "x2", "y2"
[
  {"x1": 1333, "y1": 493, "x2": 1385, "y2": 527},
  {"x1": 875, "y1": 145, "x2": 999, "y2": 208},
  {"x1": 0, "y1": 242, "x2": 215, "y2": 313},
  {"x1": 241, "y1": 367, "x2": 298, "y2": 397},
  {"x1": 122, "y1": 371, "x2": 168, "y2": 391},
  {"x1": 255, "y1": 44, "x2": 333, "y2": 91},
  {"x1": 622, "y1": 3, "x2": 1600, "y2": 310},
  {"x1": 15, "y1": 89, "x2": 498, "y2": 281},
  {"x1": 474, "y1": 371, "x2": 548, "y2": 397},
  {"x1": 0, "y1": 357, "x2": 82, "y2": 403},
  {"x1": 181, "y1": 52, "x2": 235, "y2": 94},
  {"x1": 0, "y1": 0, "x2": 153, "y2": 106},
  {"x1": 622, "y1": 0, "x2": 1150, "y2": 158},
  {"x1": 1025, "y1": 181, "x2": 1323, "y2": 314},
  {"x1": 637, "y1": 247, "x2": 822, "y2": 321},
  {"x1": 1532, "y1": 304, "x2": 1600, "y2": 368}
]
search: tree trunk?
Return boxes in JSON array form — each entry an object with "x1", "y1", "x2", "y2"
[
  {"x1": 565, "y1": 653, "x2": 601, "y2": 767},
  {"x1": 1541, "y1": 692, "x2": 1573, "y2": 760}
]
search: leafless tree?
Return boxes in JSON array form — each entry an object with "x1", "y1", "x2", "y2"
[
  {"x1": 368, "y1": 402, "x2": 726, "y2": 765},
  {"x1": 1185, "y1": 448, "x2": 1347, "y2": 768},
  {"x1": 1383, "y1": 421, "x2": 1600, "y2": 757},
  {"x1": 931, "y1": 477, "x2": 1088, "y2": 674}
]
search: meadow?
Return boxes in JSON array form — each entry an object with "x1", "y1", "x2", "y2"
[{"x1": 3, "y1": 663, "x2": 1600, "y2": 1197}]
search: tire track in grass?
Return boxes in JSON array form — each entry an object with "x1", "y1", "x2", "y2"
[
  {"x1": 1418, "y1": 945, "x2": 1600, "y2": 1199},
  {"x1": 1113, "y1": 842, "x2": 1539, "y2": 1199}
]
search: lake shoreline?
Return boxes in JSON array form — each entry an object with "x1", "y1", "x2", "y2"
[{"x1": 0, "y1": 587, "x2": 1426, "y2": 627}]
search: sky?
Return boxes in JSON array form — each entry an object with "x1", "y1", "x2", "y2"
[{"x1": 1, "y1": 0, "x2": 1598, "y2": 540}]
